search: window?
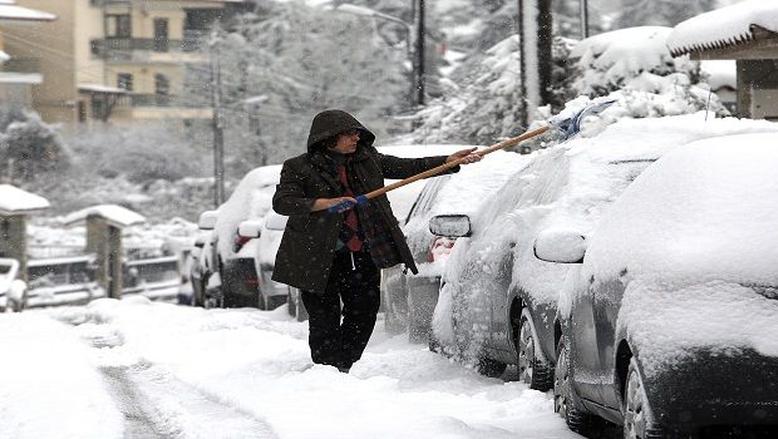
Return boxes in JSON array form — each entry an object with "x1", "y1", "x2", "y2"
[
  {"x1": 91, "y1": 96, "x2": 106, "y2": 120},
  {"x1": 117, "y1": 73, "x2": 133, "y2": 91},
  {"x1": 106, "y1": 14, "x2": 131, "y2": 38},
  {"x1": 154, "y1": 74, "x2": 170, "y2": 95},
  {"x1": 154, "y1": 73, "x2": 170, "y2": 105}
]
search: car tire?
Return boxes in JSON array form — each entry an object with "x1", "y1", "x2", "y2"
[
  {"x1": 193, "y1": 280, "x2": 206, "y2": 308},
  {"x1": 477, "y1": 356, "x2": 507, "y2": 378},
  {"x1": 554, "y1": 337, "x2": 595, "y2": 435},
  {"x1": 517, "y1": 311, "x2": 553, "y2": 391},
  {"x1": 623, "y1": 357, "x2": 670, "y2": 439},
  {"x1": 264, "y1": 295, "x2": 287, "y2": 310}
]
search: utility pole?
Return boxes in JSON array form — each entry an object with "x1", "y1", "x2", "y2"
[
  {"x1": 209, "y1": 28, "x2": 226, "y2": 208},
  {"x1": 415, "y1": 0, "x2": 425, "y2": 106},
  {"x1": 580, "y1": 0, "x2": 589, "y2": 39}
]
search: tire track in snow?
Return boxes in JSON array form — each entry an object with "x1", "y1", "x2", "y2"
[
  {"x1": 80, "y1": 321, "x2": 277, "y2": 439},
  {"x1": 100, "y1": 365, "x2": 167, "y2": 439}
]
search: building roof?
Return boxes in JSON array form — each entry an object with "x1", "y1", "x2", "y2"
[
  {"x1": 668, "y1": 1, "x2": 778, "y2": 57},
  {"x1": 0, "y1": 184, "x2": 50, "y2": 215},
  {"x1": 63, "y1": 204, "x2": 145, "y2": 229},
  {"x1": 0, "y1": 1, "x2": 55, "y2": 22}
]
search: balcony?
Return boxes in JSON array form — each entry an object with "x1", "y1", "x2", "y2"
[
  {"x1": 90, "y1": 33, "x2": 207, "y2": 62},
  {"x1": 129, "y1": 93, "x2": 205, "y2": 108}
]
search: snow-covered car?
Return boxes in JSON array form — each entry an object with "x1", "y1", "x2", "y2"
[
  {"x1": 213, "y1": 165, "x2": 281, "y2": 308},
  {"x1": 553, "y1": 134, "x2": 778, "y2": 437},
  {"x1": 433, "y1": 114, "x2": 778, "y2": 381},
  {"x1": 381, "y1": 150, "x2": 527, "y2": 342},
  {"x1": 255, "y1": 211, "x2": 297, "y2": 311},
  {"x1": 186, "y1": 210, "x2": 220, "y2": 307},
  {"x1": 0, "y1": 258, "x2": 26, "y2": 312}
]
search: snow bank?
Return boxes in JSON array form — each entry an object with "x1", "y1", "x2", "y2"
[
  {"x1": 572, "y1": 26, "x2": 699, "y2": 97},
  {"x1": 667, "y1": 0, "x2": 778, "y2": 56},
  {"x1": 700, "y1": 60, "x2": 736, "y2": 91},
  {"x1": 0, "y1": 314, "x2": 122, "y2": 439},
  {"x1": 40, "y1": 299, "x2": 575, "y2": 439}
]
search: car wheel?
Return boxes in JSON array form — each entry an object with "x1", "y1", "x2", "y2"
[
  {"x1": 623, "y1": 358, "x2": 668, "y2": 439},
  {"x1": 265, "y1": 295, "x2": 287, "y2": 310},
  {"x1": 554, "y1": 337, "x2": 594, "y2": 435},
  {"x1": 517, "y1": 312, "x2": 553, "y2": 391},
  {"x1": 477, "y1": 356, "x2": 507, "y2": 378}
]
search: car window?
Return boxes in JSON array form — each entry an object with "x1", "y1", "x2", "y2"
[{"x1": 404, "y1": 176, "x2": 450, "y2": 225}]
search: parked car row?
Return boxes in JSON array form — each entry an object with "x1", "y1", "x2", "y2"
[
  {"x1": 388, "y1": 115, "x2": 778, "y2": 438},
  {"x1": 189, "y1": 145, "x2": 468, "y2": 321}
]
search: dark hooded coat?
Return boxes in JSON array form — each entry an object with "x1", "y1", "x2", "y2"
[{"x1": 271, "y1": 109, "x2": 457, "y2": 292}]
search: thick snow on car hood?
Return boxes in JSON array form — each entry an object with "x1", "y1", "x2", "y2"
[
  {"x1": 586, "y1": 134, "x2": 778, "y2": 288},
  {"x1": 618, "y1": 280, "x2": 778, "y2": 378}
]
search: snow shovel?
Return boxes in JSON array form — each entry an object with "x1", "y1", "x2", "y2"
[{"x1": 328, "y1": 100, "x2": 615, "y2": 213}]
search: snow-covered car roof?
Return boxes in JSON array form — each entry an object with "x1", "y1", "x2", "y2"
[
  {"x1": 667, "y1": 0, "x2": 778, "y2": 57},
  {"x1": 586, "y1": 132, "x2": 778, "y2": 288}
]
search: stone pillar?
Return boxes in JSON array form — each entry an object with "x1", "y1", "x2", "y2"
[
  {"x1": 0, "y1": 215, "x2": 28, "y2": 282},
  {"x1": 86, "y1": 216, "x2": 124, "y2": 299}
]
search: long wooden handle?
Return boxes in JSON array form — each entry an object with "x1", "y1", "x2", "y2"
[{"x1": 364, "y1": 125, "x2": 550, "y2": 200}]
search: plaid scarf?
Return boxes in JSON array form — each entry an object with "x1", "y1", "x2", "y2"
[{"x1": 327, "y1": 153, "x2": 403, "y2": 269}]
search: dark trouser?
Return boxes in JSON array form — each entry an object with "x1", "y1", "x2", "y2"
[{"x1": 301, "y1": 250, "x2": 380, "y2": 370}]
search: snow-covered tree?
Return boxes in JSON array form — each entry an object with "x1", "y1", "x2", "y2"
[
  {"x1": 65, "y1": 122, "x2": 208, "y2": 184},
  {"x1": 0, "y1": 107, "x2": 68, "y2": 183},
  {"x1": 407, "y1": 35, "x2": 576, "y2": 145},
  {"x1": 184, "y1": 1, "x2": 408, "y2": 175},
  {"x1": 614, "y1": 0, "x2": 718, "y2": 28}
]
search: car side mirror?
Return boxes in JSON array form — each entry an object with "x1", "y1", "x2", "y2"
[
  {"x1": 533, "y1": 229, "x2": 586, "y2": 264},
  {"x1": 429, "y1": 214, "x2": 471, "y2": 238},
  {"x1": 237, "y1": 220, "x2": 263, "y2": 239},
  {"x1": 198, "y1": 210, "x2": 218, "y2": 231}
]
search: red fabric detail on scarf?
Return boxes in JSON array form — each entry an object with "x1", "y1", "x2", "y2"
[{"x1": 337, "y1": 165, "x2": 363, "y2": 252}]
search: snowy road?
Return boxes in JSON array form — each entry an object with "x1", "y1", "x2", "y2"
[{"x1": 0, "y1": 298, "x2": 580, "y2": 439}]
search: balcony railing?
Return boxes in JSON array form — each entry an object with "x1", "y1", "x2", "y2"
[
  {"x1": 129, "y1": 93, "x2": 205, "y2": 108},
  {"x1": 90, "y1": 34, "x2": 206, "y2": 59}
]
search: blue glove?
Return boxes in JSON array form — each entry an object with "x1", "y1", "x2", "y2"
[{"x1": 327, "y1": 195, "x2": 368, "y2": 214}]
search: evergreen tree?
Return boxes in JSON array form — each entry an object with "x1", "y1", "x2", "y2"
[
  {"x1": 0, "y1": 107, "x2": 68, "y2": 183},
  {"x1": 614, "y1": 0, "x2": 718, "y2": 28}
]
